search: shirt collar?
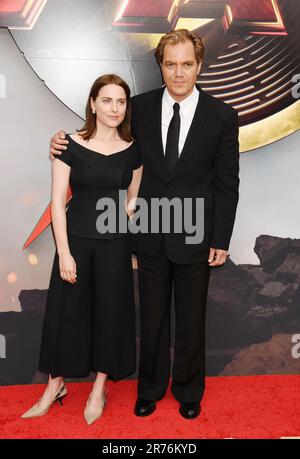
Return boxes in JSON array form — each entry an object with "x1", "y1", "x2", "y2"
[{"x1": 163, "y1": 85, "x2": 199, "y2": 117}]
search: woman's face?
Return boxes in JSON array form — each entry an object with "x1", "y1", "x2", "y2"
[{"x1": 91, "y1": 84, "x2": 127, "y2": 128}]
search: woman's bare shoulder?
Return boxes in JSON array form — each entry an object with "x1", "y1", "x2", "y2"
[{"x1": 69, "y1": 131, "x2": 86, "y2": 140}]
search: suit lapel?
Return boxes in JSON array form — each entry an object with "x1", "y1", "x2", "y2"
[
  {"x1": 151, "y1": 87, "x2": 169, "y2": 181},
  {"x1": 169, "y1": 86, "x2": 211, "y2": 180},
  {"x1": 149, "y1": 85, "x2": 211, "y2": 182}
]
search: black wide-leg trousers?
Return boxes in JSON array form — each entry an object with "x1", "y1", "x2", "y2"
[
  {"x1": 137, "y1": 238, "x2": 211, "y2": 403},
  {"x1": 38, "y1": 233, "x2": 136, "y2": 381}
]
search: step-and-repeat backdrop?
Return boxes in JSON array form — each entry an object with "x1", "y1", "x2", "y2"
[{"x1": 0, "y1": 0, "x2": 300, "y2": 385}]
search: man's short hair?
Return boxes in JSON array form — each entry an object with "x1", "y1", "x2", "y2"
[{"x1": 155, "y1": 29, "x2": 205, "y2": 64}]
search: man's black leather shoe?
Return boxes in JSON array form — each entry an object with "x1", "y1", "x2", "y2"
[
  {"x1": 179, "y1": 402, "x2": 201, "y2": 419},
  {"x1": 134, "y1": 398, "x2": 156, "y2": 417}
]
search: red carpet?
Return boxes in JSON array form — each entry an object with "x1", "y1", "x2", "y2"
[{"x1": 0, "y1": 375, "x2": 299, "y2": 439}]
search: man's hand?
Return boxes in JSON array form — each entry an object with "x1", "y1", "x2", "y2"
[
  {"x1": 49, "y1": 130, "x2": 68, "y2": 160},
  {"x1": 208, "y1": 247, "x2": 228, "y2": 266}
]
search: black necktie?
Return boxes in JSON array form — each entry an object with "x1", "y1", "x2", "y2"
[{"x1": 165, "y1": 102, "x2": 180, "y2": 176}]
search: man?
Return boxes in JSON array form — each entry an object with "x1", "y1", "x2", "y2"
[{"x1": 49, "y1": 29, "x2": 240, "y2": 419}]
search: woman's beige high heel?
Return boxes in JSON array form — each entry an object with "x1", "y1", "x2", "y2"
[
  {"x1": 84, "y1": 388, "x2": 108, "y2": 425},
  {"x1": 21, "y1": 384, "x2": 68, "y2": 419}
]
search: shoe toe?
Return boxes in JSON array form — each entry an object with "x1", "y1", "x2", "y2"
[
  {"x1": 179, "y1": 403, "x2": 201, "y2": 419},
  {"x1": 134, "y1": 399, "x2": 156, "y2": 416}
]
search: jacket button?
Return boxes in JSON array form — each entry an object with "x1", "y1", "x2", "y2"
[{"x1": 167, "y1": 182, "x2": 172, "y2": 188}]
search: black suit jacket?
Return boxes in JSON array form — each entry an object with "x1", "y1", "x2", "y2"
[{"x1": 130, "y1": 84, "x2": 240, "y2": 263}]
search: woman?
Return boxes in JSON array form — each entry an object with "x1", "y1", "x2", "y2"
[{"x1": 21, "y1": 74, "x2": 143, "y2": 425}]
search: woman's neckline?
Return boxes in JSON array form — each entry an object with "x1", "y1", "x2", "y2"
[{"x1": 68, "y1": 134, "x2": 134, "y2": 157}]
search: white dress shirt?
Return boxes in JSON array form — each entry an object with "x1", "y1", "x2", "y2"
[{"x1": 161, "y1": 85, "x2": 199, "y2": 156}]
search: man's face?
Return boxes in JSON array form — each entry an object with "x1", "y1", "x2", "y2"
[{"x1": 160, "y1": 40, "x2": 202, "y2": 102}]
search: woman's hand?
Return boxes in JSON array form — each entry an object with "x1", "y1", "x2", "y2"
[
  {"x1": 127, "y1": 208, "x2": 135, "y2": 221},
  {"x1": 58, "y1": 252, "x2": 77, "y2": 283},
  {"x1": 124, "y1": 195, "x2": 136, "y2": 221}
]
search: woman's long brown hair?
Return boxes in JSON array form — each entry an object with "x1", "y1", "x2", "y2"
[{"x1": 78, "y1": 74, "x2": 133, "y2": 142}]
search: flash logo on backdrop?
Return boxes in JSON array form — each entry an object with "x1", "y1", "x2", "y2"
[
  {"x1": 2, "y1": 0, "x2": 296, "y2": 247},
  {"x1": 0, "y1": 0, "x2": 47, "y2": 30},
  {"x1": 113, "y1": 0, "x2": 300, "y2": 150},
  {"x1": 113, "y1": 0, "x2": 287, "y2": 35},
  {"x1": 2, "y1": 0, "x2": 300, "y2": 152}
]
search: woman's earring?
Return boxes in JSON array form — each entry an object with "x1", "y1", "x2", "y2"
[{"x1": 92, "y1": 109, "x2": 96, "y2": 114}]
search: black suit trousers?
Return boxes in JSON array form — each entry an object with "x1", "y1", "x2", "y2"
[{"x1": 137, "y1": 236, "x2": 211, "y2": 403}]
